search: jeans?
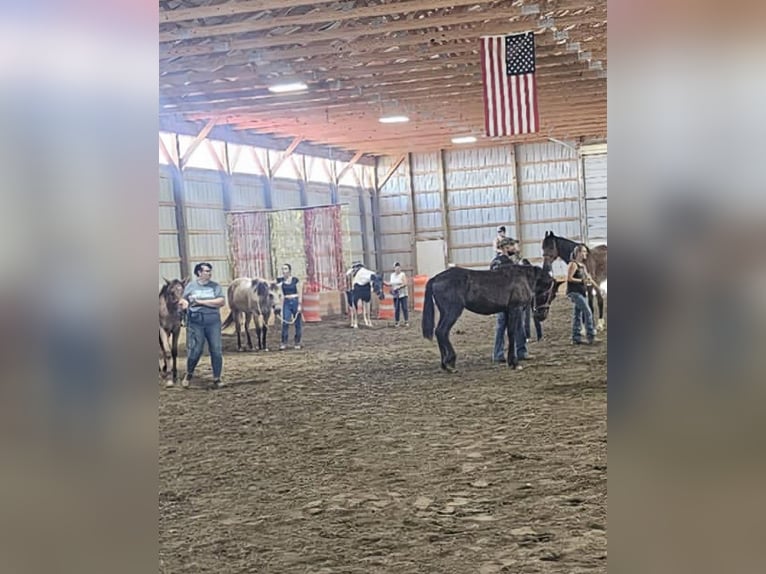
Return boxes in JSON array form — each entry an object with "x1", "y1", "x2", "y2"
[
  {"x1": 493, "y1": 308, "x2": 527, "y2": 362},
  {"x1": 186, "y1": 311, "x2": 223, "y2": 379},
  {"x1": 282, "y1": 298, "x2": 303, "y2": 345},
  {"x1": 568, "y1": 292, "x2": 595, "y2": 342},
  {"x1": 523, "y1": 304, "x2": 543, "y2": 341},
  {"x1": 394, "y1": 296, "x2": 409, "y2": 323}
]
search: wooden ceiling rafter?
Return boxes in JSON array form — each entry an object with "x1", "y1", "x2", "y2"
[
  {"x1": 160, "y1": 8, "x2": 605, "y2": 60},
  {"x1": 159, "y1": 0, "x2": 607, "y2": 155}
]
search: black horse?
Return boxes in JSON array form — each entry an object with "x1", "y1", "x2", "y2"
[
  {"x1": 542, "y1": 231, "x2": 607, "y2": 330},
  {"x1": 422, "y1": 263, "x2": 558, "y2": 372}
]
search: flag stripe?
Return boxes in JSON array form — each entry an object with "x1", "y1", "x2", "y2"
[
  {"x1": 480, "y1": 33, "x2": 539, "y2": 137},
  {"x1": 481, "y1": 38, "x2": 494, "y2": 137},
  {"x1": 500, "y1": 38, "x2": 512, "y2": 135}
]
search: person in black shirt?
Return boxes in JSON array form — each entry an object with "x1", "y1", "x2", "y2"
[{"x1": 567, "y1": 244, "x2": 597, "y2": 344}]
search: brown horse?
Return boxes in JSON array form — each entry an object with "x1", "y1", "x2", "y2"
[
  {"x1": 222, "y1": 277, "x2": 282, "y2": 351},
  {"x1": 159, "y1": 278, "x2": 188, "y2": 386},
  {"x1": 542, "y1": 231, "x2": 608, "y2": 330}
]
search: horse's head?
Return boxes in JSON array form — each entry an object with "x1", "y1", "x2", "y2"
[
  {"x1": 162, "y1": 277, "x2": 186, "y2": 304},
  {"x1": 268, "y1": 281, "x2": 282, "y2": 316},
  {"x1": 542, "y1": 230, "x2": 559, "y2": 265},
  {"x1": 372, "y1": 273, "x2": 385, "y2": 300},
  {"x1": 532, "y1": 263, "x2": 561, "y2": 322}
]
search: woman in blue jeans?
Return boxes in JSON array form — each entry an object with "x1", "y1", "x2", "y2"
[
  {"x1": 179, "y1": 262, "x2": 226, "y2": 388},
  {"x1": 277, "y1": 263, "x2": 303, "y2": 350},
  {"x1": 567, "y1": 245, "x2": 597, "y2": 344}
]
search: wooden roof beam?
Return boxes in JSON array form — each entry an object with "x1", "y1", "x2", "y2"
[
  {"x1": 160, "y1": 8, "x2": 606, "y2": 59},
  {"x1": 269, "y1": 136, "x2": 304, "y2": 176},
  {"x1": 336, "y1": 150, "x2": 364, "y2": 183},
  {"x1": 377, "y1": 154, "x2": 406, "y2": 190},
  {"x1": 179, "y1": 116, "x2": 219, "y2": 167}
]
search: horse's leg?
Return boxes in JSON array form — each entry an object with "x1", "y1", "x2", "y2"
[
  {"x1": 244, "y1": 312, "x2": 254, "y2": 350},
  {"x1": 435, "y1": 306, "x2": 463, "y2": 372},
  {"x1": 255, "y1": 314, "x2": 266, "y2": 351},
  {"x1": 232, "y1": 310, "x2": 242, "y2": 351},
  {"x1": 597, "y1": 288, "x2": 605, "y2": 331},
  {"x1": 364, "y1": 301, "x2": 372, "y2": 326},
  {"x1": 171, "y1": 326, "x2": 180, "y2": 382},
  {"x1": 159, "y1": 327, "x2": 173, "y2": 385},
  {"x1": 262, "y1": 313, "x2": 270, "y2": 351}
]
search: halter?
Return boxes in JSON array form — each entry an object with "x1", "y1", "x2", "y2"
[{"x1": 532, "y1": 271, "x2": 557, "y2": 313}]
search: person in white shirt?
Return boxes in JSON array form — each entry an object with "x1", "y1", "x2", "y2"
[
  {"x1": 386, "y1": 261, "x2": 409, "y2": 327},
  {"x1": 345, "y1": 261, "x2": 378, "y2": 328}
]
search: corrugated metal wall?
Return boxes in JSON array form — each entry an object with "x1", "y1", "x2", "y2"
[
  {"x1": 375, "y1": 141, "x2": 599, "y2": 273},
  {"x1": 583, "y1": 152, "x2": 607, "y2": 246},
  {"x1": 377, "y1": 156, "x2": 414, "y2": 273},
  {"x1": 516, "y1": 141, "x2": 582, "y2": 261},
  {"x1": 231, "y1": 174, "x2": 268, "y2": 210},
  {"x1": 159, "y1": 136, "x2": 374, "y2": 285},
  {"x1": 444, "y1": 146, "x2": 516, "y2": 268},
  {"x1": 410, "y1": 152, "x2": 443, "y2": 242},
  {"x1": 271, "y1": 178, "x2": 304, "y2": 210},
  {"x1": 339, "y1": 185, "x2": 368, "y2": 266},
  {"x1": 182, "y1": 168, "x2": 231, "y2": 282},
  {"x1": 159, "y1": 166, "x2": 181, "y2": 285}
]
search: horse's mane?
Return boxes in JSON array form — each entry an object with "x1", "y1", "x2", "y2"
[
  {"x1": 251, "y1": 278, "x2": 270, "y2": 297},
  {"x1": 159, "y1": 279, "x2": 183, "y2": 298}
]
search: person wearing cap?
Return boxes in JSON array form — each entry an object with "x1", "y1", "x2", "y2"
[
  {"x1": 178, "y1": 262, "x2": 225, "y2": 389},
  {"x1": 493, "y1": 226, "x2": 507, "y2": 255},
  {"x1": 386, "y1": 261, "x2": 409, "y2": 327},
  {"x1": 490, "y1": 239, "x2": 529, "y2": 364}
]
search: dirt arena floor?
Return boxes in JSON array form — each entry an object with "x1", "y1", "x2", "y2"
[{"x1": 159, "y1": 297, "x2": 607, "y2": 573}]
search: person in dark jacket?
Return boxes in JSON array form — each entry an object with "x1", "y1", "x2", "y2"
[{"x1": 490, "y1": 238, "x2": 528, "y2": 363}]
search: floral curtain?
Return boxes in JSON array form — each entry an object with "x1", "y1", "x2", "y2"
[
  {"x1": 303, "y1": 205, "x2": 345, "y2": 292},
  {"x1": 227, "y1": 211, "x2": 271, "y2": 279}
]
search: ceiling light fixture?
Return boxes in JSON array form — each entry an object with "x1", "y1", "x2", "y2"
[
  {"x1": 451, "y1": 136, "x2": 477, "y2": 144},
  {"x1": 379, "y1": 115, "x2": 410, "y2": 124},
  {"x1": 268, "y1": 81, "x2": 308, "y2": 93}
]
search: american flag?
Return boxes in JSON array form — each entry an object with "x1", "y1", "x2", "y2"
[{"x1": 480, "y1": 32, "x2": 539, "y2": 137}]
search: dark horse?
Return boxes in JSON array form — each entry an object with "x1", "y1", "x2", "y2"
[
  {"x1": 422, "y1": 264, "x2": 558, "y2": 371},
  {"x1": 542, "y1": 231, "x2": 607, "y2": 330},
  {"x1": 159, "y1": 278, "x2": 188, "y2": 386}
]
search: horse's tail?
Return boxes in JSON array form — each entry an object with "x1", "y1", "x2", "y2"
[
  {"x1": 422, "y1": 278, "x2": 435, "y2": 340},
  {"x1": 221, "y1": 310, "x2": 234, "y2": 331}
]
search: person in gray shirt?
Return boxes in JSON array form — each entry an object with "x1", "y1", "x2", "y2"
[{"x1": 178, "y1": 262, "x2": 225, "y2": 389}]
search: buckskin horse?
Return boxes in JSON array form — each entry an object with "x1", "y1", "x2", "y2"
[
  {"x1": 421, "y1": 263, "x2": 558, "y2": 372},
  {"x1": 542, "y1": 231, "x2": 607, "y2": 330},
  {"x1": 222, "y1": 277, "x2": 282, "y2": 351},
  {"x1": 159, "y1": 278, "x2": 188, "y2": 386}
]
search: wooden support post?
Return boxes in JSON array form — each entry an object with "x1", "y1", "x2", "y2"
[
  {"x1": 512, "y1": 144, "x2": 525, "y2": 254},
  {"x1": 180, "y1": 117, "x2": 219, "y2": 168},
  {"x1": 406, "y1": 153, "x2": 418, "y2": 274},
  {"x1": 437, "y1": 148, "x2": 451, "y2": 266},
  {"x1": 263, "y1": 148, "x2": 274, "y2": 209},
  {"x1": 172, "y1": 134, "x2": 190, "y2": 277},
  {"x1": 292, "y1": 154, "x2": 308, "y2": 207},
  {"x1": 358, "y1": 187, "x2": 370, "y2": 270},
  {"x1": 323, "y1": 159, "x2": 339, "y2": 204},
  {"x1": 371, "y1": 157, "x2": 383, "y2": 273}
]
